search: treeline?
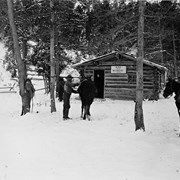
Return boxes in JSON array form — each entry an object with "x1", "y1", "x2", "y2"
[{"x1": 0, "y1": 0, "x2": 180, "y2": 77}]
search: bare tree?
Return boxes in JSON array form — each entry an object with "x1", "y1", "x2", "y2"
[
  {"x1": 134, "y1": 0, "x2": 145, "y2": 131},
  {"x1": 7, "y1": 0, "x2": 33, "y2": 115},
  {"x1": 50, "y1": 0, "x2": 56, "y2": 113}
]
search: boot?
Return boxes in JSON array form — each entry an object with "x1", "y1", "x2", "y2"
[
  {"x1": 66, "y1": 109, "x2": 69, "y2": 118},
  {"x1": 63, "y1": 108, "x2": 66, "y2": 119},
  {"x1": 63, "y1": 109, "x2": 68, "y2": 120},
  {"x1": 63, "y1": 109, "x2": 71, "y2": 120}
]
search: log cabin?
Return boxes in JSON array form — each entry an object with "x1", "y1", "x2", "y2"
[{"x1": 72, "y1": 51, "x2": 168, "y2": 100}]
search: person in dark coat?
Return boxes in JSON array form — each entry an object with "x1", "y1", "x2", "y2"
[
  {"x1": 63, "y1": 75, "x2": 78, "y2": 120},
  {"x1": 20, "y1": 78, "x2": 35, "y2": 116}
]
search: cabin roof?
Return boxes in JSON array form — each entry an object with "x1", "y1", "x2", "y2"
[{"x1": 72, "y1": 51, "x2": 168, "y2": 71}]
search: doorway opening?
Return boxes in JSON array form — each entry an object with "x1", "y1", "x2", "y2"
[{"x1": 94, "y1": 70, "x2": 104, "y2": 98}]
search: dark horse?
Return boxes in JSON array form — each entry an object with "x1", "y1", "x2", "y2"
[
  {"x1": 77, "y1": 76, "x2": 96, "y2": 120},
  {"x1": 163, "y1": 78, "x2": 180, "y2": 136}
]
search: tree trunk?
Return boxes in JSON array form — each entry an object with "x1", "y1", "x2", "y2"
[
  {"x1": 50, "y1": 0, "x2": 56, "y2": 113},
  {"x1": 7, "y1": 0, "x2": 30, "y2": 115},
  {"x1": 55, "y1": 60, "x2": 60, "y2": 98},
  {"x1": 43, "y1": 75, "x2": 49, "y2": 94},
  {"x1": 172, "y1": 23, "x2": 177, "y2": 78},
  {"x1": 134, "y1": 0, "x2": 145, "y2": 131},
  {"x1": 22, "y1": 39, "x2": 27, "y2": 76},
  {"x1": 158, "y1": 16, "x2": 164, "y2": 64}
]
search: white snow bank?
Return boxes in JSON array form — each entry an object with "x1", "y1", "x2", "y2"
[{"x1": 1, "y1": 90, "x2": 180, "y2": 180}]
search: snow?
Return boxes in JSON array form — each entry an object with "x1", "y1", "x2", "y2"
[
  {"x1": 1, "y1": 44, "x2": 180, "y2": 180},
  {"x1": 0, "y1": 45, "x2": 13, "y2": 87}
]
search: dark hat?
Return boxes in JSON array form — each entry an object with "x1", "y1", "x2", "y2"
[
  {"x1": 66, "y1": 74, "x2": 72, "y2": 79},
  {"x1": 85, "y1": 74, "x2": 92, "y2": 79}
]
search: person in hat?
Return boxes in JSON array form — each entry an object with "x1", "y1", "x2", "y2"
[
  {"x1": 63, "y1": 74, "x2": 79, "y2": 120},
  {"x1": 20, "y1": 78, "x2": 35, "y2": 116}
]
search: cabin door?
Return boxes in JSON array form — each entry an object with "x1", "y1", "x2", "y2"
[{"x1": 94, "y1": 70, "x2": 104, "y2": 98}]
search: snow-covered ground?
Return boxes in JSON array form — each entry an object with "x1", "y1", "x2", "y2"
[{"x1": 1, "y1": 43, "x2": 180, "y2": 180}]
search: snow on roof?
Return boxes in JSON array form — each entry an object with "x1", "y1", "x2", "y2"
[{"x1": 72, "y1": 51, "x2": 168, "y2": 72}]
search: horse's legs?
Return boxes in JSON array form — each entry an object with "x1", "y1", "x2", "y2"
[
  {"x1": 83, "y1": 105, "x2": 90, "y2": 120},
  {"x1": 86, "y1": 105, "x2": 91, "y2": 121},
  {"x1": 21, "y1": 106, "x2": 24, "y2": 116},
  {"x1": 83, "y1": 105, "x2": 86, "y2": 120},
  {"x1": 87, "y1": 106, "x2": 91, "y2": 116},
  {"x1": 177, "y1": 109, "x2": 180, "y2": 137},
  {"x1": 81, "y1": 104, "x2": 84, "y2": 118},
  {"x1": 88, "y1": 100, "x2": 93, "y2": 116},
  {"x1": 175, "y1": 102, "x2": 180, "y2": 137}
]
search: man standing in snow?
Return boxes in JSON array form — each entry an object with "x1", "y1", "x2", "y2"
[
  {"x1": 63, "y1": 75, "x2": 78, "y2": 120},
  {"x1": 20, "y1": 78, "x2": 35, "y2": 116}
]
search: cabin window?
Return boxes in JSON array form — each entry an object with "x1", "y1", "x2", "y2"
[{"x1": 128, "y1": 74, "x2": 136, "y2": 83}]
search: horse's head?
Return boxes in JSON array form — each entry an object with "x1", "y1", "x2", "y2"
[{"x1": 163, "y1": 78, "x2": 174, "y2": 98}]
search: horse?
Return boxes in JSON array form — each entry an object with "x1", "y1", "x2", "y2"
[
  {"x1": 77, "y1": 76, "x2": 97, "y2": 120},
  {"x1": 163, "y1": 78, "x2": 180, "y2": 136}
]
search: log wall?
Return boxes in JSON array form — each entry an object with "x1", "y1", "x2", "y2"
[{"x1": 81, "y1": 56, "x2": 161, "y2": 100}]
